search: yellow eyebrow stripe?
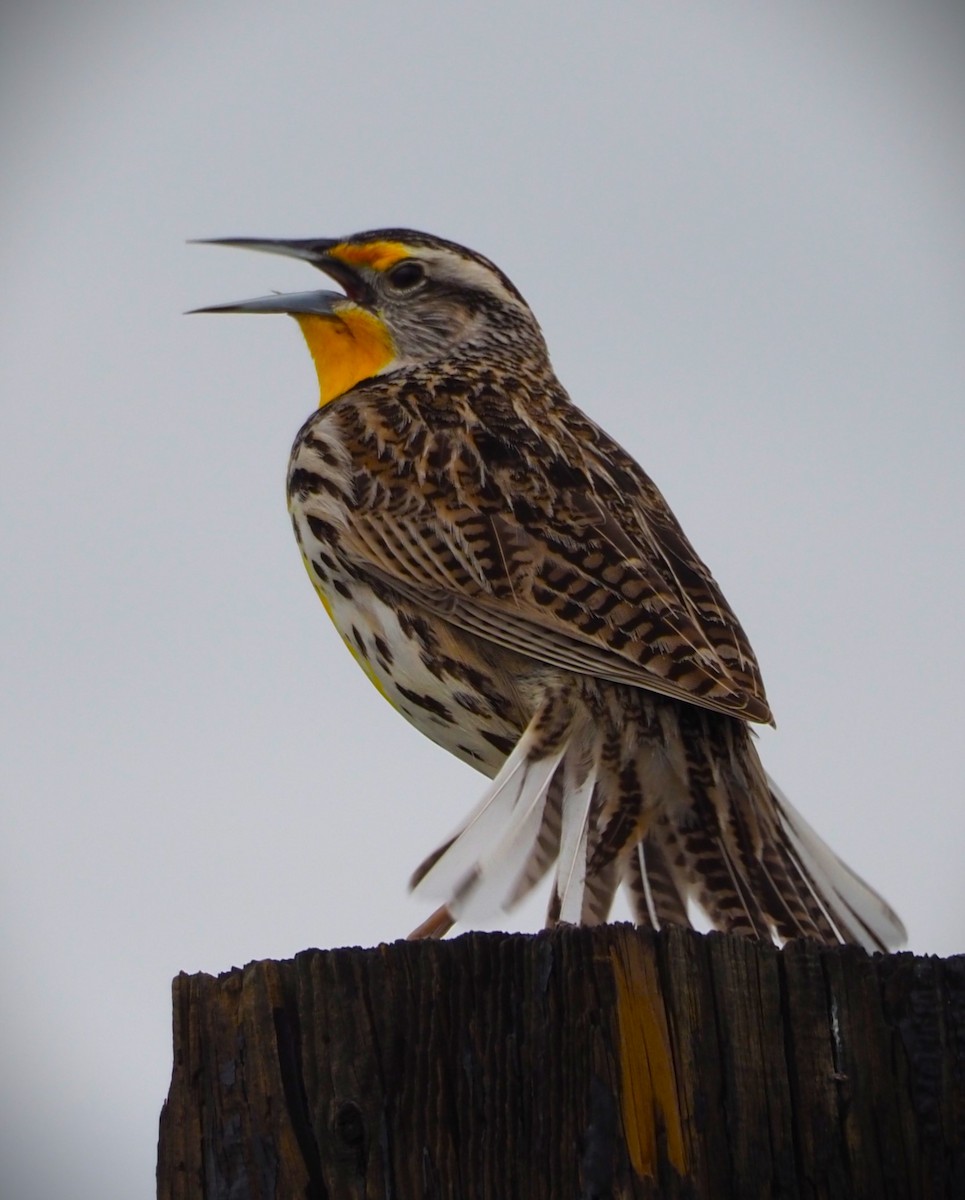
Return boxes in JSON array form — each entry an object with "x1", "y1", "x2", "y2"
[{"x1": 327, "y1": 240, "x2": 412, "y2": 272}]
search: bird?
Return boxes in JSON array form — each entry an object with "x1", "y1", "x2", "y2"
[{"x1": 193, "y1": 228, "x2": 906, "y2": 951}]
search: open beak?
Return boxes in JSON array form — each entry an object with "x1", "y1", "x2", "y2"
[
  {"x1": 190, "y1": 237, "x2": 397, "y2": 407},
  {"x1": 189, "y1": 236, "x2": 371, "y2": 312},
  {"x1": 188, "y1": 289, "x2": 345, "y2": 317}
]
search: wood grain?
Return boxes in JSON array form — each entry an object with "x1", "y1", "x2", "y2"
[{"x1": 157, "y1": 927, "x2": 964, "y2": 1199}]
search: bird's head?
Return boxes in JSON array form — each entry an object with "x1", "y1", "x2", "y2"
[{"x1": 191, "y1": 229, "x2": 547, "y2": 406}]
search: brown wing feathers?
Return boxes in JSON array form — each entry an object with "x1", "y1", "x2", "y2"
[{"x1": 336, "y1": 383, "x2": 771, "y2": 723}]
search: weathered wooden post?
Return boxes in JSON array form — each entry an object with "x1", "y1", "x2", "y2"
[{"x1": 157, "y1": 925, "x2": 964, "y2": 1198}]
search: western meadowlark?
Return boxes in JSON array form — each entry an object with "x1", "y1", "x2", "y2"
[{"x1": 194, "y1": 228, "x2": 905, "y2": 949}]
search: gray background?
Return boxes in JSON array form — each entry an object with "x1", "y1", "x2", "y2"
[{"x1": 2, "y1": 3, "x2": 963, "y2": 1197}]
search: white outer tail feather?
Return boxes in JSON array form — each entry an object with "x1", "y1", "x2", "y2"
[
  {"x1": 414, "y1": 726, "x2": 567, "y2": 923},
  {"x1": 553, "y1": 754, "x2": 597, "y2": 926},
  {"x1": 632, "y1": 842, "x2": 661, "y2": 930},
  {"x1": 768, "y1": 775, "x2": 907, "y2": 953},
  {"x1": 450, "y1": 747, "x2": 565, "y2": 922},
  {"x1": 413, "y1": 727, "x2": 544, "y2": 899}
]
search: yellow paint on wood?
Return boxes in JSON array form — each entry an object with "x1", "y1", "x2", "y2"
[
  {"x1": 610, "y1": 939, "x2": 687, "y2": 1179},
  {"x1": 293, "y1": 307, "x2": 396, "y2": 407}
]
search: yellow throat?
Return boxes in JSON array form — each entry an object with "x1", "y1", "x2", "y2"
[{"x1": 293, "y1": 306, "x2": 396, "y2": 407}]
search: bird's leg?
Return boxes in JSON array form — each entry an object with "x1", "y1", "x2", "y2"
[{"x1": 407, "y1": 903, "x2": 455, "y2": 940}]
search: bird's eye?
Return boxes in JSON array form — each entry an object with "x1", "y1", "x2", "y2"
[{"x1": 387, "y1": 261, "x2": 426, "y2": 291}]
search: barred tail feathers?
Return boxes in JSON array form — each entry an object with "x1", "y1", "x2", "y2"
[
  {"x1": 409, "y1": 687, "x2": 904, "y2": 952},
  {"x1": 621, "y1": 733, "x2": 906, "y2": 952},
  {"x1": 768, "y1": 775, "x2": 907, "y2": 952}
]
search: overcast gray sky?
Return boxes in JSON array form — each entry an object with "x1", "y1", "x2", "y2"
[{"x1": 2, "y1": 3, "x2": 964, "y2": 1197}]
